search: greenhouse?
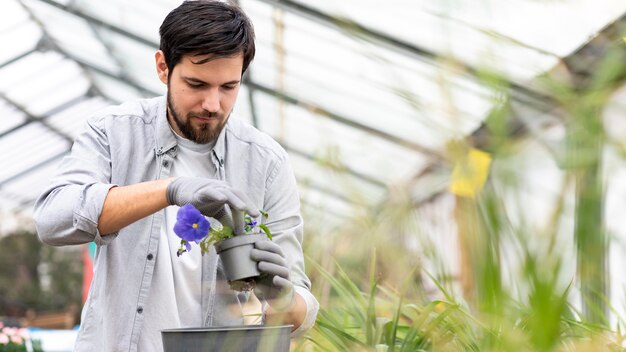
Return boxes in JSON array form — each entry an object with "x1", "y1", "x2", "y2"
[{"x1": 1, "y1": 0, "x2": 626, "y2": 350}]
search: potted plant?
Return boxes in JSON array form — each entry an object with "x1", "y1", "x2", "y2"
[
  {"x1": 173, "y1": 205, "x2": 273, "y2": 291},
  {"x1": 163, "y1": 205, "x2": 291, "y2": 352}
]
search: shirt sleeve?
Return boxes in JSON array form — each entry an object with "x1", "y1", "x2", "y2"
[
  {"x1": 261, "y1": 286, "x2": 319, "y2": 338},
  {"x1": 263, "y1": 151, "x2": 319, "y2": 335},
  {"x1": 290, "y1": 286, "x2": 319, "y2": 337},
  {"x1": 33, "y1": 115, "x2": 119, "y2": 246}
]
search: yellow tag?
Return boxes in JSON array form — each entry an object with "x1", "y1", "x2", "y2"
[{"x1": 449, "y1": 148, "x2": 492, "y2": 198}]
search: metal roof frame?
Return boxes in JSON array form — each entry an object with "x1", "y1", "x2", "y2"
[
  {"x1": 7, "y1": 0, "x2": 622, "y2": 218},
  {"x1": 256, "y1": 0, "x2": 559, "y2": 113}
]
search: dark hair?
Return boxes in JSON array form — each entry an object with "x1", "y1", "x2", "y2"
[{"x1": 159, "y1": 0, "x2": 255, "y2": 74}]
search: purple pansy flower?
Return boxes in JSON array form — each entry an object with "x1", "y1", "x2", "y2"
[
  {"x1": 173, "y1": 204, "x2": 210, "y2": 245},
  {"x1": 173, "y1": 204, "x2": 271, "y2": 257}
]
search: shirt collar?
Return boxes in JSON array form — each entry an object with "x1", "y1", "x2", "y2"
[
  {"x1": 212, "y1": 120, "x2": 227, "y2": 167},
  {"x1": 155, "y1": 96, "x2": 177, "y2": 157}
]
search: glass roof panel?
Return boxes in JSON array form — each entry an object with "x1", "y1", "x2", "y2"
[
  {"x1": 44, "y1": 0, "x2": 70, "y2": 5},
  {"x1": 288, "y1": 0, "x2": 626, "y2": 79},
  {"x1": 64, "y1": 0, "x2": 172, "y2": 44},
  {"x1": 94, "y1": 28, "x2": 164, "y2": 94},
  {"x1": 22, "y1": 0, "x2": 121, "y2": 74},
  {"x1": 409, "y1": 168, "x2": 450, "y2": 205},
  {"x1": 289, "y1": 152, "x2": 386, "y2": 205},
  {"x1": 0, "y1": 122, "x2": 69, "y2": 182},
  {"x1": 0, "y1": 51, "x2": 57, "y2": 93},
  {"x1": 0, "y1": 52, "x2": 89, "y2": 116},
  {"x1": 46, "y1": 97, "x2": 110, "y2": 139},
  {"x1": 0, "y1": 21, "x2": 41, "y2": 65},
  {"x1": 422, "y1": 0, "x2": 626, "y2": 57},
  {"x1": 240, "y1": 1, "x2": 277, "y2": 70},
  {"x1": 53, "y1": 35, "x2": 120, "y2": 76},
  {"x1": 0, "y1": 100, "x2": 27, "y2": 135},
  {"x1": 298, "y1": 184, "x2": 359, "y2": 219},
  {"x1": 0, "y1": 194, "x2": 25, "y2": 214},
  {"x1": 90, "y1": 71, "x2": 144, "y2": 103},
  {"x1": 0, "y1": 1, "x2": 31, "y2": 32},
  {"x1": 232, "y1": 85, "x2": 254, "y2": 127},
  {"x1": 253, "y1": 90, "x2": 429, "y2": 184},
  {"x1": 300, "y1": 203, "x2": 347, "y2": 231},
  {"x1": 0, "y1": 159, "x2": 65, "y2": 212},
  {"x1": 247, "y1": 1, "x2": 491, "y2": 152}
]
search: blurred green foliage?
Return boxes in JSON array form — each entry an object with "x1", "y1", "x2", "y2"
[{"x1": 0, "y1": 231, "x2": 82, "y2": 319}]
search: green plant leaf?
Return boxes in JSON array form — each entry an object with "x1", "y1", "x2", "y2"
[
  {"x1": 316, "y1": 320, "x2": 370, "y2": 350},
  {"x1": 259, "y1": 224, "x2": 273, "y2": 240},
  {"x1": 366, "y1": 250, "x2": 378, "y2": 346},
  {"x1": 221, "y1": 226, "x2": 233, "y2": 238}
]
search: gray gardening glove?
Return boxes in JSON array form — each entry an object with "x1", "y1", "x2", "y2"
[
  {"x1": 166, "y1": 177, "x2": 260, "y2": 218},
  {"x1": 251, "y1": 240, "x2": 295, "y2": 311}
]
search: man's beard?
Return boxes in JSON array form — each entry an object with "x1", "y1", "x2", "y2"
[{"x1": 166, "y1": 90, "x2": 228, "y2": 144}]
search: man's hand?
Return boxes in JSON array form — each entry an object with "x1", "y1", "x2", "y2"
[
  {"x1": 251, "y1": 240, "x2": 295, "y2": 311},
  {"x1": 166, "y1": 177, "x2": 260, "y2": 218}
]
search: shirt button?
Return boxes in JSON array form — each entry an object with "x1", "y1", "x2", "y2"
[
  {"x1": 162, "y1": 160, "x2": 169, "y2": 167},
  {"x1": 137, "y1": 307, "x2": 143, "y2": 314},
  {"x1": 147, "y1": 253, "x2": 154, "y2": 260}
]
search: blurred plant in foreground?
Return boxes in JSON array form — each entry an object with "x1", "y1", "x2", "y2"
[{"x1": 296, "y1": 250, "x2": 624, "y2": 351}]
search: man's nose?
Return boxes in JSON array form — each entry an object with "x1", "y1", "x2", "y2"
[{"x1": 201, "y1": 89, "x2": 220, "y2": 113}]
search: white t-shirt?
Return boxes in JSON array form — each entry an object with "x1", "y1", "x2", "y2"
[{"x1": 138, "y1": 133, "x2": 217, "y2": 351}]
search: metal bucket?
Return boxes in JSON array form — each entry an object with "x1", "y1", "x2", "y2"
[{"x1": 161, "y1": 325, "x2": 292, "y2": 352}]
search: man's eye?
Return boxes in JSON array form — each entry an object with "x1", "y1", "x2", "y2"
[
  {"x1": 187, "y1": 82, "x2": 204, "y2": 88},
  {"x1": 223, "y1": 85, "x2": 236, "y2": 90}
]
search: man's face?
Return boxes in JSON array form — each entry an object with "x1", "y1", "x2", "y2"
[{"x1": 155, "y1": 51, "x2": 243, "y2": 143}]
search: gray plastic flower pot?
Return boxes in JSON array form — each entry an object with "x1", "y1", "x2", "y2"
[
  {"x1": 161, "y1": 325, "x2": 292, "y2": 352},
  {"x1": 215, "y1": 234, "x2": 267, "y2": 282}
]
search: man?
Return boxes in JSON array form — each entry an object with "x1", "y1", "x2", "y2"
[{"x1": 33, "y1": 1, "x2": 318, "y2": 351}]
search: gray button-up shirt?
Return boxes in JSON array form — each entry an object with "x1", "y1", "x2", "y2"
[{"x1": 33, "y1": 96, "x2": 319, "y2": 352}]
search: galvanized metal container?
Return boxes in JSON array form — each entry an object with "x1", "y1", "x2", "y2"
[{"x1": 161, "y1": 325, "x2": 292, "y2": 352}]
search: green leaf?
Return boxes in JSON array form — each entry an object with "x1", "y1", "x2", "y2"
[
  {"x1": 259, "y1": 224, "x2": 273, "y2": 240},
  {"x1": 366, "y1": 250, "x2": 378, "y2": 346},
  {"x1": 316, "y1": 320, "x2": 370, "y2": 350},
  {"x1": 387, "y1": 297, "x2": 403, "y2": 352},
  {"x1": 221, "y1": 226, "x2": 234, "y2": 238}
]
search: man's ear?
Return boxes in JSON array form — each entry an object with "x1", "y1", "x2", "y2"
[{"x1": 155, "y1": 50, "x2": 169, "y2": 84}]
